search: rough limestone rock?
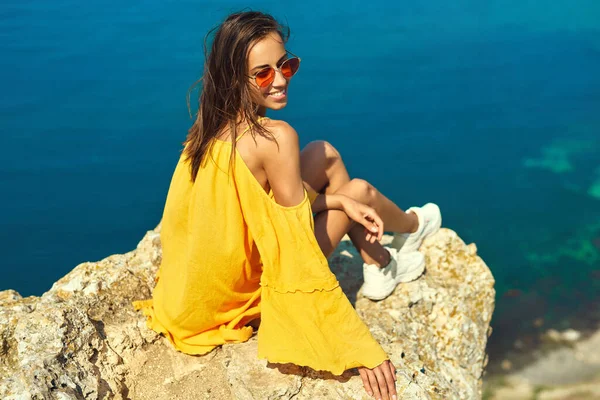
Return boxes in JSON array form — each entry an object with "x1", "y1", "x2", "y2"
[{"x1": 0, "y1": 226, "x2": 495, "y2": 399}]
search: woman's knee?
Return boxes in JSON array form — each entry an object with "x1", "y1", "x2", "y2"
[
  {"x1": 301, "y1": 141, "x2": 346, "y2": 193},
  {"x1": 305, "y1": 140, "x2": 342, "y2": 165},
  {"x1": 339, "y1": 178, "x2": 377, "y2": 204}
]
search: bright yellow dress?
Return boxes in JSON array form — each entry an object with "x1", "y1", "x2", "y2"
[{"x1": 134, "y1": 125, "x2": 387, "y2": 374}]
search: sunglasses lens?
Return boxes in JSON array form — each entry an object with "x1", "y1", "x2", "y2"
[
  {"x1": 255, "y1": 68, "x2": 275, "y2": 88},
  {"x1": 281, "y1": 57, "x2": 300, "y2": 78}
]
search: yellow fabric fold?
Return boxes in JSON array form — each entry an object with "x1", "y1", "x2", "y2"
[
  {"x1": 133, "y1": 139, "x2": 387, "y2": 373},
  {"x1": 258, "y1": 287, "x2": 387, "y2": 374}
]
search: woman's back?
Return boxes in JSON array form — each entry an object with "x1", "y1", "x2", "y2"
[
  {"x1": 143, "y1": 138, "x2": 263, "y2": 353},
  {"x1": 218, "y1": 118, "x2": 297, "y2": 198}
]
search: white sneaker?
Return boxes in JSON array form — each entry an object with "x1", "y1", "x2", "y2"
[
  {"x1": 361, "y1": 247, "x2": 425, "y2": 301},
  {"x1": 391, "y1": 203, "x2": 442, "y2": 253}
]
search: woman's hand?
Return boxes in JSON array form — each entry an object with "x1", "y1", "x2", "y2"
[
  {"x1": 358, "y1": 360, "x2": 397, "y2": 399},
  {"x1": 341, "y1": 196, "x2": 384, "y2": 243}
]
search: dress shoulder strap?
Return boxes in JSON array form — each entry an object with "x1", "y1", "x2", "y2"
[{"x1": 236, "y1": 117, "x2": 268, "y2": 142}]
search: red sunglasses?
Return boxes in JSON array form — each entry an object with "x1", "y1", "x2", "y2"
[{"x1": 250, "y1": 52, "x2": 301, "y2": 88}]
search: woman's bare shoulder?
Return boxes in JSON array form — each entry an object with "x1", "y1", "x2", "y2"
[
  {"x1": 260, "y1": 118, "x2": 296, "y2": 139},
  {"x1": 256, "y1": 118, "x2": 304, "y2": 205},
  {"x1": 257, "y1": 118, "x2": 298, "y2": 148},
  {"x1": 254, "y1": 119, "x2": 300, "y2": 165}
]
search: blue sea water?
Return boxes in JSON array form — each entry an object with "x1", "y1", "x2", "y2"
[{"x1": 1, "y1": 0, "x2": 599, "y2": 366}]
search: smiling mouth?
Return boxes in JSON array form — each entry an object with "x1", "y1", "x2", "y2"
[{"x1": 268, "y1": 89, "x2": 286, "y2": 99}]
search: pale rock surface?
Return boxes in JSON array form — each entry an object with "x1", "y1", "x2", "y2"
[
  {"x1": 490, "y1": 375, "x2": 600, "y2": 400},
  {"x1": 489, "y1": 329, "x2": 600, "y2": 399},
  {"x1": 0, "y1": 227, "x2": 495, "y2": 399}
]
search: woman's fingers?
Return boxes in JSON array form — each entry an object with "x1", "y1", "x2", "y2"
[
  {"x1": 373, "y1": 366, "x2": 390, "y2": 400},
  {"x1": 366, "y1": 369, "x2": 381, "y2": 400},
  {"x1": 388, "y1": 360, "x2": 397, "y2": 380},
  {"x1": 368, "y1": 232, "x2": 377, "y2": 243},
  {"x1": 364, "y1": 228, "x2": 372, "y2": 242},
  {"x1": 358, "y1": 368, "x2": 373, "y2": 397},
  {"x1": 363, "y1": 209, "x2": 384, "y2": 242},
  {"x1": 369, "y1": 212, "x2": 384, "y2": 241},
  {"x1": 359, "y1": 362, "x2": 398, "y2": 400},
  {"x1": 364, "y1": 227, "x2": 378, "y2": 243},
  {"x1": 381, "y1": 361, "x2": 397, "y2": 399},
  {"x1": 363, "y1": 220, "x2": 379, "y2": 241},
  {"x1": 365, "y1": 216, "x2": 378, "y2": 232}
]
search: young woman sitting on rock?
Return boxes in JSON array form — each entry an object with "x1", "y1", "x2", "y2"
[{"x1": 135, "y1": 11, "x2": 441, "y2": 400}]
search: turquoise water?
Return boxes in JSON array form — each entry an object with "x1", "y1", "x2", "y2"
[{"x1": 1, "y1": 0, "x2": 599, "y2": 364}]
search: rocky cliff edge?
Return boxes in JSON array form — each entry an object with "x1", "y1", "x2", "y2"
[{"x1": 0, "y1": 227, "x2": 495, "y2": 399}]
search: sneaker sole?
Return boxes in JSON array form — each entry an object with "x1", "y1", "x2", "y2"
[{"x1": 361, "y1": 257, "x2": 426, "y2": 301}]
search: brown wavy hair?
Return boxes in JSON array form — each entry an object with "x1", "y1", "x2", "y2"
[{"x1": 183, "y1": 11, "x2": 290, "y2": 182}]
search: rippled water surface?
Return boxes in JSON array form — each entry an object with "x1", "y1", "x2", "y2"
[{"x1": 1, "y1": 0, "x2": 599, "y2": 364}]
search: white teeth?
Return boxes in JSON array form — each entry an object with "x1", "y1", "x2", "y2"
[{"x1": 269, "y1": 90, "x2": 286, "y2": 97}]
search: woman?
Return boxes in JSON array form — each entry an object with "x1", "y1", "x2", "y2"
[{"x1": 135, "y1": 11, "x2": 441, "y2": 400}]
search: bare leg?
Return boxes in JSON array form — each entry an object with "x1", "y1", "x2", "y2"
[{"x1": 300, "y1": 141, "x2": 418, "y2": 266}]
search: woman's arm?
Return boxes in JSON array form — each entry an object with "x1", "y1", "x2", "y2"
[
  {"x1": 259, "y1": 121, "x2": 394, "y2": 398},
  {"x1": 260, "y1": 122, "x2": 383, "y2": 240},
  {"x1": 258, "y1": 121, "x2": 350, "y2": 212},
  {"x1": 259, "y1": 120, "x2": 345, "y2": 210},
  {"x1": 309, "y1": 192, "x2": 345, "y2": 214},
  {"x1": 259, "y1": 121, "x2": 306, "y2": 207}
]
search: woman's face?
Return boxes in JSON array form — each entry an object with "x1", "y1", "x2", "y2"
[{"x1": 247, "y1": 32, "x2": 291, "y2": 112}]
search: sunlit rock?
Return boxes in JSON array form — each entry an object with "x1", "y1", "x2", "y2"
[{"x1": 0, "y1": 227, "x2": 494, "y2": 399}]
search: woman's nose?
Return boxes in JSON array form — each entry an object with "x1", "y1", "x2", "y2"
[{"x1": 272, "y1": 68, "x2": 287, "y2": 87}]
